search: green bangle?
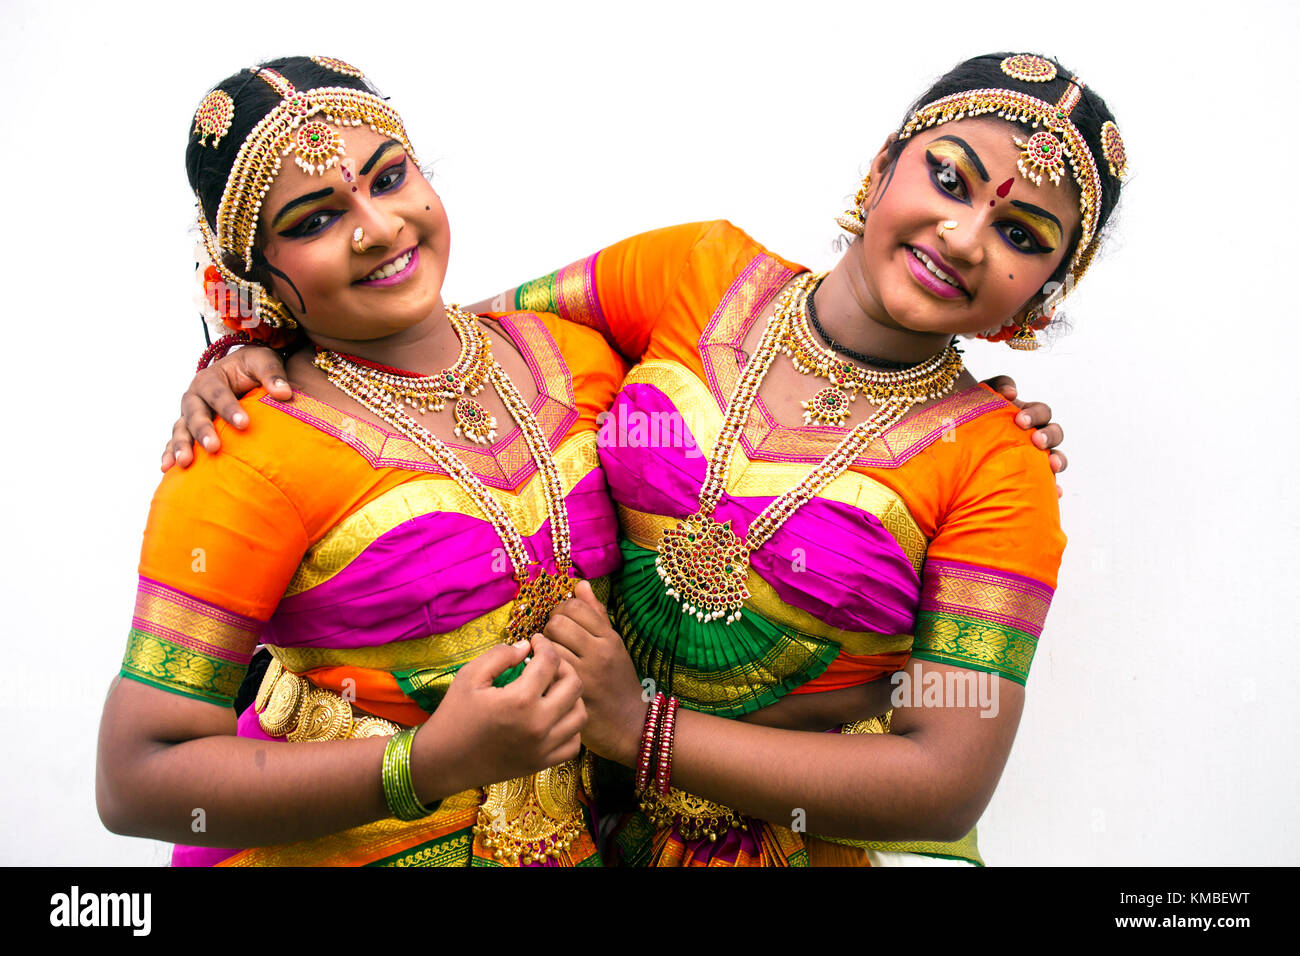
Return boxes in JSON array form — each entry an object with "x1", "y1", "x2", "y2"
[{"x1": 381, "y1": 727, "x2": 440, "y2": 821}]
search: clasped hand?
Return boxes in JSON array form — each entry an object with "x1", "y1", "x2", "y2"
[{"x1": 542, "y1": 580, "x2": 647, "y2": 766}]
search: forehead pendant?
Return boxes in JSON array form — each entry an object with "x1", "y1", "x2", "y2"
[{"x1": 1013, "y1": 77, "x2": 1084, "y2": 188}]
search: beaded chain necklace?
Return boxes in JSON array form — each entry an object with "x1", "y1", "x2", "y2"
[
  {"x1": 655, "y1": 272, "x2": 964, "y2": 625},
  {"x1": 320, "y1": 305, "x2": 499, "y2": 444},
  {"x1": 314, "y1": 305, "x2": 574, "y2": 644}
]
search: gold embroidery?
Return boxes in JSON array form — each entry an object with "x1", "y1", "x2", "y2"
[
  {"x1": 120, "y1": 629, "x2": 246, "y2": 704},
  {"x1": 285, "y1": 436, "x2": 600, "y2": 595},
  {"x1": 220, "y1": 790, "x2": 482, "y2": 866},
  {"x1": 912, "y1": 613, "x2": 1037, "y2": 684},
  {"x1": 926, "y1": 568, "x2": 1052, "y2": 633},
  {"x1": 268, "y1": 604, "x2": 511, "y2": 672},
  {"x1": 133, "y1": 587, "x2": 261, "y2": 656}
]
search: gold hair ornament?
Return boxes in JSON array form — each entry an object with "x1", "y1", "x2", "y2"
[
  {"x1": 311, "y1": 55, "x2": 365, "y2": 79},
  {"x1": 212, "y1": 66, "x2": 419, "y2": 271},
  {"x1": 1001, "y1": 54, "x2": 1057, "y2": 83},
  {"x1": 1100, "y1": 120, "x2": 1128, "y2": 180},
  {"x1": 192, "y1": 90, "x2": 235, "y2": 148}
]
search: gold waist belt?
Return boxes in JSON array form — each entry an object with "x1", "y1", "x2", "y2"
[
  {"x1": 640, "y1": 713, "x2": 892, "y2": 842},
  {"x1": 255, "y1": 658, "x2": 590, "y2": 865},
  {"x1": 255, "y1": 658, "x2": 402, "y2": 740}
]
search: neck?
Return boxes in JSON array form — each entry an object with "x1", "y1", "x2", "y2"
[
  {"x1": 308, "y1": 298, "x2": 467, "y2": 372},
  {"x1": 812, "y1": 244, "x2": 954, "y2": 367}
]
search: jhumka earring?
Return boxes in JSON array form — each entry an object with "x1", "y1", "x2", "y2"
[
  {"x1": 1008, "y1": 310, "x2": 1042, "y2": 351},
  {"x1": 835, "y1": 173, "x2": 871, "y2": 236}
]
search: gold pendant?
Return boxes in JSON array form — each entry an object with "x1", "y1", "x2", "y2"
[
  {"x1": 801, "y1": 385, "x2": 853, "y2": 426},
  {"x1": 475, "y1": 755, "x2": 586, "y2": 864},
  {"x1": 655, "y1": 512, "x2": 751, "y2": 624},
  {"x1": 506, "y1": 569, "x2": 575, "y2": 644},
  {"x1": 452, "y1": 397, "x2": 498, "y2": 445}
]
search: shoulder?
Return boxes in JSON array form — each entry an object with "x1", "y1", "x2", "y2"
[{"x1": 519, "y1": 310, "x2": 627, "y2": 424}]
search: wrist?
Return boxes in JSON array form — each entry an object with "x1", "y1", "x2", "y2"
[
  {"x1": 408, "y1": 713, "x2": 468, "y2": 805},
  {"x1": 617, "y1": 695, "x2": 652, "y2": 768}
]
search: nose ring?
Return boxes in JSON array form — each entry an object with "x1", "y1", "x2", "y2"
[
  {"x1": 937, "y1": 220, "x2": 959, "y2": 239},
  {"x1": 352, "y1": 227, "x2": 370, "y2": 254}
]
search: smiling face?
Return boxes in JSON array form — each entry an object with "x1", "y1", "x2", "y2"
[
  {"x1": 255, "y1": 124, "x2": 449, "y2": 343},
  {"x1": 856, "y1": 116, "x2": 1082, "y2": 337}
]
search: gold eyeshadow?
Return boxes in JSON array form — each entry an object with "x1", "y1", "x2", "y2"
[
  {"x1": 273, "y1": 196, "x2": 334, "y2": 232},
  {"x1": 925, "y1": 142, "x2": 981, "y2": 191},
  {"x1": 1007, "y1": 209, "x2": 1061, "y2": 248}
]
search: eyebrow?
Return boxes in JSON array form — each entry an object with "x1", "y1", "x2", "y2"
[
  {"x1": 1010, "y1": 199, "x2": 1063, "y2": 231},
  {"x1": 272, "y1": 188, "x2": 334, "y2": 230},
  {"x1": 360, "y1": 139, "x2": 403, "y2": 175},
  {"x1": 935, "y1": 135, "x2": 989, "y2": 182}
]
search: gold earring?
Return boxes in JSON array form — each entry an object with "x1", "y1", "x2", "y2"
[
  {"x1": 835, "y1": 173, "x2": 871, "y2": 236},
  {"x1": 1008, "y1": 310, "x2": 1041, "y2": 351},
  {"x1": 352, "y1": 227, "x2": 369, "y2": 254}
]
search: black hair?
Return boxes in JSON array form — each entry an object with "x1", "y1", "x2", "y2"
[
  {"x1": 886, "y1": 52, "x2": 1124, "y2": 287},
  {"x1": 185, "y1": 56, "x2": 377, "y2": 291}
]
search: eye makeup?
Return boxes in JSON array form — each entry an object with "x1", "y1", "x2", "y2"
[{"x1": 1008, "y1": 200, "x2": 1062, "y2": 249}]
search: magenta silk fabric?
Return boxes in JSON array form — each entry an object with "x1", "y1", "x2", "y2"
[
  {"x1": 598, "y1": 383, "x2": 921, "y2": 635},
  {"x1": 260, "y1": 468, "x2": 620, "y2": 650}
]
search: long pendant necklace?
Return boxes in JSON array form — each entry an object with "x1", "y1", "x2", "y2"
[
  {"x1": 314, "y1": 305, "x2": 574, "y2": 643},
  {"x1": 324, "y1": 305, "x2": 500, "y2": 444},
  {"x1": 316, "y1": 305, "x2": 587, "y2": 864},
  {"x1": 655, "y1": 272, "x2": 963, "y2": 625}
]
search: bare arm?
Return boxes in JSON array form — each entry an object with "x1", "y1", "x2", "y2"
[
  {"x1": 96, "y1": 638, "x2": 585, "y2": 847},
  {"x1": 545, "y1": 582, "x2": 1020, "y2": 842}
]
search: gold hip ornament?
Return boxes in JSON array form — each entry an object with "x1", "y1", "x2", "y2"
[{"x1": 475, "y1": 755, "x2": 586, "y2": 864}]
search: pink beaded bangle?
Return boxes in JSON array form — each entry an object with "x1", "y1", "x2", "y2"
[{"x1": 635, "y1": 692, "x2": 665, "y2": 793}]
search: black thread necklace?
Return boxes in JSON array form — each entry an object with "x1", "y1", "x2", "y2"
[{"x1": 805, "y1": 279, "x2": 956, "y2": 371}]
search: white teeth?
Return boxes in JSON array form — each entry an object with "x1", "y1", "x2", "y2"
[
  {"x1": 364, "y1": 250, "x2": 413, "y2": 281},
  {"x1": 910, "y1": 248, "x2": 961, "y2": 290}
]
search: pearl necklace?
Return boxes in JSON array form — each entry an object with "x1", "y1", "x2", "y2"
[
  {"x1": 655, "y1": 272, "x2": 963, "y2": 624},
  {"x1": 314, "y1": 305, "x2": 574, "y2": 643}
]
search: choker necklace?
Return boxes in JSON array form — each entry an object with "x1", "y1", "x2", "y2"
[
  {"x1": 319, "y1": 306, "x2": 498, "y2": 443},
  {"x1": 780, "y1": 274, "x2": 963, "y2": 427},
  {"x1": 656, "y1": 272, "x2": 963, "y2": 624}
]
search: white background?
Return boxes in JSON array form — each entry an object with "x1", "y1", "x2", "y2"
[{"x1": 1, "y1": 0, "x2": 1296, "y2": 866}]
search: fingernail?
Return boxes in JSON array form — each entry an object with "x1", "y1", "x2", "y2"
[
  {"x1": 233, "y1": 412, "x2": 248, "y2": 427},
  {"x1": 1018, "y1": 414, "x2": 1031, "y2": 426},
  {"x1": 514, "y1": 639, "x2": 529, "y2": 648},
  {"x1": 202, "y1": 435, "x2": 216, "y2": 451},
  {"x1": 274, "y1": 378, "x2": 287, "y2": 389},
  {"x1": 1034, "y1": 433, "x2": 1047, "y2": 447}
]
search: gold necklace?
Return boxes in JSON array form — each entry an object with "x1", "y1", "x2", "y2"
[
  {"x1": 655, "y1": 272, "x2": 963, "y2": 625},
  {"x1": 325, "y1": 306, "x2": 499, "y2": 444},
  {"x1": 779, "y1": 276, "x2": 963, "y2": 426},
  {"x1": 314, "y1": 305, "x2": 574, "y2": 643}
]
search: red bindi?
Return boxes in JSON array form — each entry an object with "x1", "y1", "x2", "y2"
[{"x1": 996, "y1": 178, "x2": 1014, "y2": 198}]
